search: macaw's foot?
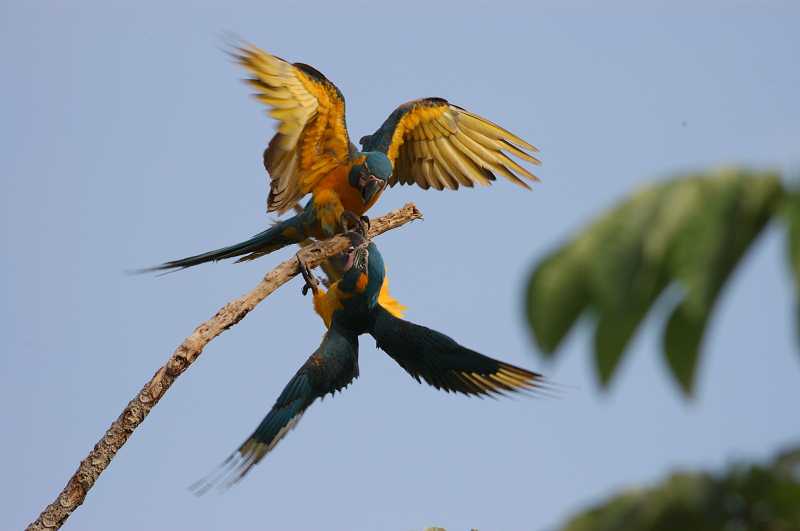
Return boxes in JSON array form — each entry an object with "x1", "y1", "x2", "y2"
[
  {"x1": 344, "y1": 230, "x2": 368, "y2": 250},
  {"x1": 340, "y1": 210, "x2": 368, "y2": 237},
  {"x1": 298, "y1": 257, "x2": 320, "y2": 296}
]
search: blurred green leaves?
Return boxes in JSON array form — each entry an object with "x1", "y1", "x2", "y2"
[
  {"x1": 783, "y1": 190, "x2": 800, "y2": 349},
  {"x1": 525, "y1": 169, "x2": 788, "y2": 395},
  {"x1": 557, "y1": 446, "x2": 800, "y2": 531}
]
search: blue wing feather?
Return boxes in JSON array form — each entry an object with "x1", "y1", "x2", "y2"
[
  {"x1": 191, "y1": 325, "x2": 359, "y2": 493},
  {"x1": 368, "y1": 305, "x2": 546, "y2": 397}
]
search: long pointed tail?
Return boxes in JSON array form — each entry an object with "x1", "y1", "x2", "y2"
[
  {"x1": 368, "y1": 305, "x2": 549, "y2": 397},
  {"x1": 140, "y1": 214, "x2": 308, "y2": 273}
]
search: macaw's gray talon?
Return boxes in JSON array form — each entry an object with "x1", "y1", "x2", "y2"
[
  {"x1": 298, "y1": 257, "x2": 319, "y2": 296},
  {"x1": 339, "y1": 211, "x2": 359, "y2": 232},
  {"x1": 339, "y1": 210, "x2": 368, "y2": 237},
  {"x1": 356, "y1": 217, "x2": 369, "y2": 237},
  {"x1": 345, "y1": 230, "x2": 367, "y2": 249}
]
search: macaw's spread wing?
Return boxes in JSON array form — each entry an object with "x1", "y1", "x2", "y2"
[
  {"x1": 191, "y1": 327, "x2": 359, "y2": 494},
  {"x1": 369, "y1": 306, "x2": 544, "y2": 397},
  {"x1": 360, "y1": 98, "x2": 540, "y2": 191},
  {"x1": 233, "y1": 43, "x2": 352, "y2": 213}
]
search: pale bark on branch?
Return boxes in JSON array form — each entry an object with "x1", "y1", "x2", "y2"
[{"x1": 27, "y1": 203, "x2": 423, "y2": 530}]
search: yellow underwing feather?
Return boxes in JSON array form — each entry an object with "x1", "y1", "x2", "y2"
[
  {"x1": 233, "y1": 43, "x2": 351, "y2": 214},
  {"x1": 377, "y1": 275, "x2": 406, "y2": 318},
  {"x1": 364, "y1": 98, "x2": 539, "y2": 191}
]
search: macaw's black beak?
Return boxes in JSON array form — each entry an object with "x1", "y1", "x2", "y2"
[
  {"x1": 360, "y1": 175, "x2": 386, "y2": 204},
  {"x1": 342, "y1": 249, "x2": 356, "y2": 272},
  {"x1": 342, "y1": 244, "x2": 369, "y2": 273},
  {"x1": 353, "y1": 245, "x2": 369, "y2": 272},
  {"x1": 342, "y1": 231, "x2": 369, "y2": 272}
]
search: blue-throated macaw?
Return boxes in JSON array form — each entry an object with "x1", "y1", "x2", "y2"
[
  {"x1": 145, "y1": 42, "x2": 540, "y2": 272},
  {"x1": 190, "y1": 234, "x2": 545, "y2": 493}
]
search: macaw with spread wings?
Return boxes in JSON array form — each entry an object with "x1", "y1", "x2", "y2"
[{"x1": 146, "y1": 42, "x2": 540, "y2": 272}]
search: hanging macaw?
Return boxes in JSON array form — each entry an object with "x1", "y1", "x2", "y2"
[
  {"x1": 306, "y1": 239, "x2": 407, "y2": 323},
  {"x1": 190, "y1": 234, "x2": 546, "y2": 493},
  {"x1": 146, "y1": 42, "x2": 540, "y2": 272}
]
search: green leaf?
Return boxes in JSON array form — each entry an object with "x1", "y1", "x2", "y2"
[
  {"x1": 557, "y1": 446, "x2": 800, "y2": 531},
  {"x1": 663, "y1": 302, "x2": 707, "y2": 396},
  {"x1": 589, "y1": 182, "x2": 686, "y2": 388},
  {"x1": 594, "y1": 308, "x2": 646, "y2": 387},
  {"x1": 662, "y1": 170, "x2": 781, "y2": 395},
  {"x1": 783, "y1": 191, "x2": 800, "y2": 284},
  {"x1": 782, "y1": 191, "x2": 800, "y2": 349},
  {"x1": 525, "y1": 247, "x2": 590, "y2": 356},
  {"x1": 524, "y1": 168, "x2": 784, "y2": 396}
]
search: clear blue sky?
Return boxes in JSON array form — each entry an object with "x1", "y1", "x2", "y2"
[{"x1": 2, "y1": 2, "x2": 799, "y2": 530}]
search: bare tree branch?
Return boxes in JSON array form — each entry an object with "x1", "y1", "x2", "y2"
[{"x1": 27, "y1": 203, "x2": 423, "y2": 530}]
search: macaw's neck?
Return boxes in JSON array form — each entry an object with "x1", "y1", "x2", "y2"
[
  {"x1": 316, "y1": 165, "x2": 377, "y2": 215},
  {"x1": 325, "y1": 249, "x2": 382, "y2": 328},
  {"x1": 363, "y1": 243, "x2": 386, "y2": 304}
]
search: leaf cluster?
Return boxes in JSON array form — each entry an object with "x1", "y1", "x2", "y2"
[{"x1": 525, "y1": 169, "x2": 796, "y2": 395}]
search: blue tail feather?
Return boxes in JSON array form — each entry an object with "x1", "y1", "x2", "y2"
[{"x1": 140, "y1": 213, "x2": 310, "y2": 272}]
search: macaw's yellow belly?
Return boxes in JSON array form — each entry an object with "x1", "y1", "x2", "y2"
[{"x1": 310, "y1": 164, "x2": 384, "y2": 237}]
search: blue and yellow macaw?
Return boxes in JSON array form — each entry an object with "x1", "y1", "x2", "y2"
[
  {"x1": 190, "y1": 235, "x2": 545, "y2": 493},
  {"x1": 147, "y1": 42, "x2": 540, "y2": 272}
]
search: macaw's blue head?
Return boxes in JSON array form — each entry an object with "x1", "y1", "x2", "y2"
[{"x1": 348, "y1": 151, "x2": 392, "y2": 205}]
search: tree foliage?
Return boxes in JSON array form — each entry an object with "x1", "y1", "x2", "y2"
[
  {"x1": 525, "y1": 169, "x2": 794, "y2": 395},
  {"x1": 558, "y1": 447, "x2": 800, "y2": 531}
]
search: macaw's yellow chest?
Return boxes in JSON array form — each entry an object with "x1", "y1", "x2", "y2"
[
  {"x1": 311, "y1": 164, "x2": 371, "y2": 236},
  {"x1": 315, "y1": 164, "x2": 368, "y2": 214},
  {"x1": 311, "y1": 277, "x2": 368, "y2": 328},
  {"x1": 312, "y1": 288, "x2": 341, "y2": 329}
]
